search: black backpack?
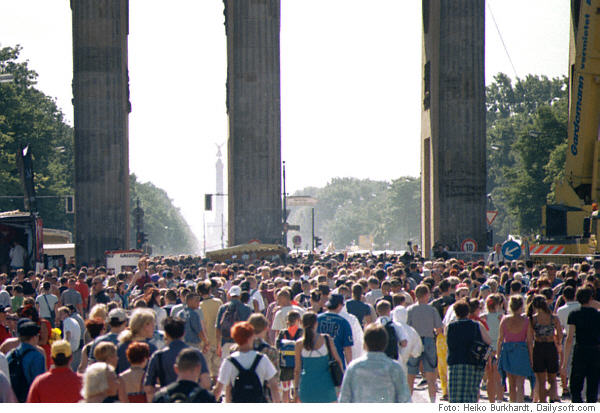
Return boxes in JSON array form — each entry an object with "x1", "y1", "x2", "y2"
[
  {"x1": 8, "y1": 347, "x2": 35, "y2": 403},
  {"x1": 383, "y1": 320, "x2": 399, "y2": 360},
  {"x1": 228, "y1": 354, "x2": 266, "y2": 403},
  {"x1": 220, "y1": 303, "x2": 241, "y2": 340}
]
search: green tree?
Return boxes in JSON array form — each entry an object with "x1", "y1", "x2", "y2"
[
  {"x1": 0, "y1": 45, "x2": 198, "y2": 253},
  {"x1": 0, "y1": 45, "x2": 75, "y2": 230},
  {"x1": 129, "y1": 175, "x2": 199, "y2": 255},
  {"x1": 486, "y1": 73, "x2": 568, "y2": 237}
]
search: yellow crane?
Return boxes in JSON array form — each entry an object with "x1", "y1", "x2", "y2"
[{"x1": 537, "y1": 0, "x2": 600, "y2": 257}]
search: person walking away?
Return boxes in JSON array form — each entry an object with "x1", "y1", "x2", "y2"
[
  {"x1": 57, "y1": 306, "x2": 81, "y2": 371},
  {"x1": 216, "y1": 321, "x2": 280, "y2": 403},
  {"x1": 116, "y1": 309, "x2": 157, "y2": 373},
  {"x1": 26, "y1": 340, "x2": 82, "y2": 402},
  {"x1": 446, "y1": 300, "x2": 491, "y2": 403},
  {"x1": 561, "y1": 286, "x2": 600, "y2": 403},
  {"x1": 339, "y1": 323, "x2": 411, "y2": 402},
  {"x1": 77, "y1": 317, "x2": 106, "y2": 373},
  {"x1": 152, "y1": 348, "x2": 216, "y2": 403},
  {"x1": 7, "y1": 318, "x2": 45, "y2": 402},
  {"x1": 482, "y1": 293, "x2": 505, "y2": 403},
  {"x1": 293, "y1": 311, "x2": 340, "y2": 403},
  {"x1": 316, "y1": 294, "x2": 353, "y2": 369},
  {"x1": 90, "y1": 308, "x2": 128, "y2": 362},
  {"x1": 556, "y1": 285, "x2": 580, "y2": 398},
  {"x1": 144, "y1": 317, "x2": 210, "y2": 400},
  {"x1": 345, "y1": 284, "x2": 374, "y2": 327},
  {"x1": 375, "y1": 300, "x2": 408, "y2": 362},
  {"x1": 248, "y1": 313, "x2": 280, "y2": 401},
  {"x1": 527, "y1": 294, "x2": 562, "y2": 402},
  {"x1": 497, "y1": 295, "x2": 535, "y2": 402},
  {"x1": 35, "y1": 282, "x2": 58, "y2": 327},
  {"x1": 276, "y1": 310, "x2": 302, "y2": 402},
  {"x1": 60, "y1": 278, "x2": 83, "y2": 316},
  {"x1": 175, "y1": 292, "x2": 210, "y2": 351},
  {"x1": 80, "y1": 362, "x2": 120, "y2": 403},
  {"x1": 215, "y1": 286, "x2": 252, "y2": 360},
  {"x1": 406, "y1": 284, "x2": 443, "y2": 402},
  {"x1": 198, "y1": 280, "x2": 223, "y2": 384},
  {"x1": 119, "y1": 341, "x2": 150, "y2": 402}
]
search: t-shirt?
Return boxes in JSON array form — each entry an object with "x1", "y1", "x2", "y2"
[
  {"x1": 365, "y1": 289, "x2": 383, "y2": 306},
  {"x1": 176, "y1": 307, "x2": 204, "y2": 344},
  {"x1": 35, "y1": 294, "x2": 58, "y2": 319},
  {"x1": 74, "y1": 281, "x2": 89, "y2": 308},
  {"x1": 430, "y1": 295, "x2": 455, "y2": 320},
  {"x1": 250, "y1": 290, "x2": 265, "y2": 312},
  {"x1": 26, "y1": 367, "x2": 82, "y2": 403},
  {"x1": 62, "y1": 316, "x2": 81, "y2": 352},
  {"x1": 407, "y1": 303, "x2": 442, "y2": 338},
  {"x1": 152, "y1": 379, "x2": 216, "y2": 403},
  {"x1": 567, "y1": 306, "x2": 600, "y2": 347},
  {"x1": 199, "y1": 296, "x2": 223, "y2": 347},
  {"x1": 60, "y1": 288, "x2": 83, "y2": 310},
  {"x1": 345, "y1": 300, "x2": 372, "y2": 327},
  {"x1": 317, "y1": 312, "x2": 354, "y2": 367},
  {"x1": 11, "y1": 295, "x2": 23, "y2": 312},
  {"x1": 217, "y1": 350, "x2": 277, "y2": 386},
  {"x1": 272, "y1": 305, "x2": 305, "y2": 331},
  {"x1": 0, "y1": 290, "x2": 10, "y2": 308}
]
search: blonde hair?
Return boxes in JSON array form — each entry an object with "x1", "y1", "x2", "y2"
[
  {"x1": 82, "y1": 362, "x2": 113, "y2": 400},
  {"x1": 93, "y1": 341, "x2": 117, "y2": 363},
  {"x1": 89, "y1": 304, "x2": 108, "y2": 321},
  {"x1": 118, "y1": 308, "x2": 155, "y2": 343}
]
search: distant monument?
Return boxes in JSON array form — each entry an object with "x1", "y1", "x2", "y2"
[{"x1": 206, "y1": 144, "x2": 227, "y2": 250}]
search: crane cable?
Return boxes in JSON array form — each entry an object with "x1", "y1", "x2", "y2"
[{"x1": 487, "y1": 0, "x2": 519, "y2": 79}]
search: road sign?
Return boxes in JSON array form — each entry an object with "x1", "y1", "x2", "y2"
[
  {"x1": 287, "y1": 196, "x2": 318, "y2": 207},
  {"x1": 292, "y1": 235, "x2": 302, "y2": 247},
  {"x1": 461, "y1": 238, "x2": 478, "y2": 252},
  {"x1": 486, "y1": 210, "x2": 498, "y2": 226},
  {"x1": 502, "y1": 240, "x2": 521, "y2": 260}
]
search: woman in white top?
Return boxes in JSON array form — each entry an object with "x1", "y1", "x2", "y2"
[{"x1": 216, "y1": 321, "x2": 280, "y2": 403}]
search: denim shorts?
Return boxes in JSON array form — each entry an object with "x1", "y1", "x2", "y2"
[{"x1": 407, "y1": 336, "x2": 438, "y2": 375}]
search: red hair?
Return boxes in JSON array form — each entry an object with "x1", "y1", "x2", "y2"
[
  {"x1": 231, "y1": 321, "x2": 254, "y2": 346},
  {"x1": 126, "y1": 341, "x2": 150, "y2": 364}
]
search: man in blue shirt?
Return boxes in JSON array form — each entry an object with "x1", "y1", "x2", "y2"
[
  {"x1": 8, "y1": 319, "x2": 46, "y2": 402},
  {"x1": 175, "y1": 293, "x2": 209, "y2": 351},
  {"x1": 339, "y1": 323, "x2": 410, "y2": 403},
  {"x1": 144, "y1": 317, "x2": 210, "y2": 401},
  {"x1": 215, "y1": 286, "x2": 252, "y2": 358},
  {"x1": 317, "y1": 294, "x2": 354, "y2": 368}
]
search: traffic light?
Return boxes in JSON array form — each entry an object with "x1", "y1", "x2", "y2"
[
  {"x1": 314, "y1": 236, "x2": 322, "y2": 249},
  {"x1": 136, "y1": 232, "x2": 148, "y2": 249},
  {"x1": 205, "y1": 194, "x2": 213, "y2": 211}
]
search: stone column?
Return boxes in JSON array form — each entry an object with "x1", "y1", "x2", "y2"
[
  {"x1": 421, "y1": 0, "x2": 486, "y2": 254},
  {"x1": 224, "y1": 0, "x2": 282, "y2": 246},
  {"x1": 71, "y1": 0, "x2": 130, "y2": 265}
]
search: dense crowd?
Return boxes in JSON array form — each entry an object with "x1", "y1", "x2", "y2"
[{"x1": 0, "y1": 252, "x2": 599, "y2": 403}]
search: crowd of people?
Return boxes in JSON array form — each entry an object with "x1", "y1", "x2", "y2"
[{"x1": 0, "y1": 251, "x2": 600, "y2": 403}]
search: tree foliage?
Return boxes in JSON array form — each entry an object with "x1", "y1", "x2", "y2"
[
  {"x1": 0, "y1": 45, "x2": 198, "y2": 253},
  {"x1": 288, "y1": 177, "x2": 420, "y2": 250},
  {"x1": 486, "y1": 73, "x2": 568, "y2": 237}
]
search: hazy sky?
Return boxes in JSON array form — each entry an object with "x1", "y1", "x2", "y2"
[{"x1": 0, "y1": 0, "x2": 570, "y2": 249}]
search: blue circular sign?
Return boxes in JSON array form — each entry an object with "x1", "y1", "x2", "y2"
[{"x1": 502, "y1": 240, "x2": 522, "y2": 260}]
